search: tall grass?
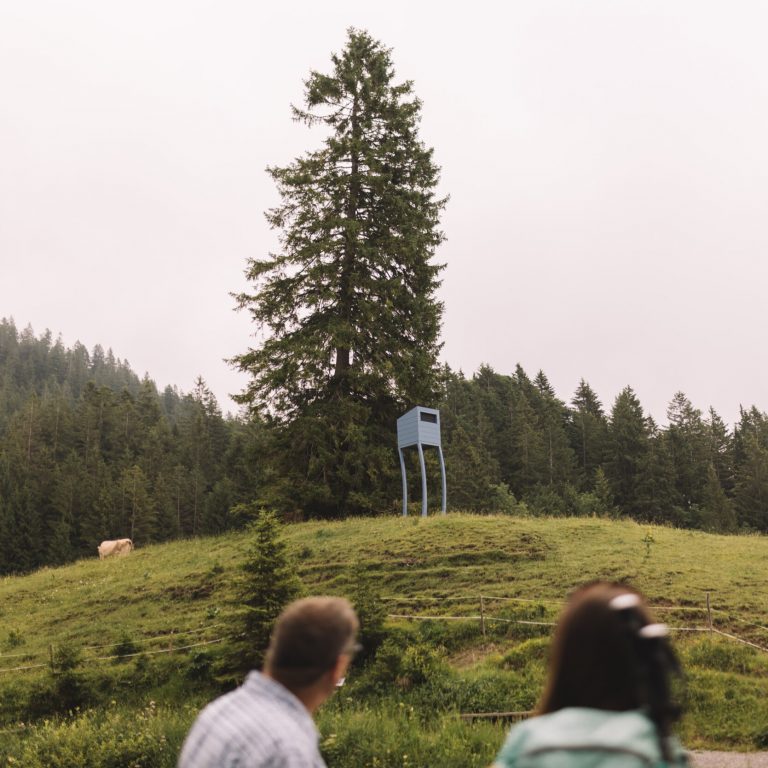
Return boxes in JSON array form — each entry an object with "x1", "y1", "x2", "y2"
[
  {"x1": 318, "y1": 703, "x2": 502, "y2": 768},
  {"x1": 0, "y1": 703, "x2": 194, "y2": 767}
]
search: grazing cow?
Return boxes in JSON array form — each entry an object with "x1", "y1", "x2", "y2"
[{"x1": 97, "y1": 538, "x2": 134, "y2": 559}]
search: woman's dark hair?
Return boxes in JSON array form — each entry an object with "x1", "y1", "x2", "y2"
[{"x1": 539, "y1": 582, "x2": 682, "y2": 759}]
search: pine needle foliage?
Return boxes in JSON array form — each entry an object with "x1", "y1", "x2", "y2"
[
  {"x1": 232, "y1": 29, "x2": 447, "y2": 516},
  {"x1": 233, "y1": 509, "x2": 302, "y2": 675}
]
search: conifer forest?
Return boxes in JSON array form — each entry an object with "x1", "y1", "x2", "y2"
[{"x1": 1, "y1": 314, "x2": 766, "y2": 577}]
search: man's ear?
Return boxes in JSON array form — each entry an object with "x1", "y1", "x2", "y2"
[{"x1": 329, "y1": 652, "x2": 351, "y2": 687}]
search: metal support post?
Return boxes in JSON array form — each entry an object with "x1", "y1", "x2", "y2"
[
  {"x1": 437, "y1": 445, "x2": 447, "y2": 514},
  {"x1": 399, "y1": 448, "x2": 408, "y2": 516},
  {"x1": 417, "y1": 442, "x2": 428, "y2": 516}
]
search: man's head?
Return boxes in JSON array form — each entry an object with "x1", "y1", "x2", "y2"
[{"x1": 264, "y1": 596, "x2": 359, "y2": 708}]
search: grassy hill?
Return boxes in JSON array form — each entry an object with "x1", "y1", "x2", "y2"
[{"x1": 4, "y1": 514, "x2": 768, "y2": 765}]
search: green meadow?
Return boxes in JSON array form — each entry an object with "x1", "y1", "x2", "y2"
[{"x1": 3, "y1": 514, "x2": 768, "y2": 766}]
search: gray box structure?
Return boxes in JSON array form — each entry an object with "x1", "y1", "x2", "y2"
[{"x1": 396, "y1": 406, "x2": 447, "y2": 516}]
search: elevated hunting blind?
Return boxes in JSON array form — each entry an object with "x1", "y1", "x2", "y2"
[{"x1": 397, "y1": 406, "x2": 447, "y2": 516}]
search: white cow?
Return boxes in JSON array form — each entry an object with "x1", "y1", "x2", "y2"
[{"x1": 98, "y1": 538, "x2": 134, "y2": 559}]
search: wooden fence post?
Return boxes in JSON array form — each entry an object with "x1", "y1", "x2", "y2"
[
  {"x1": 480, "y1": 595, "x2": 487, "y2": 639},
  {"x1": 706, "y1": 592, "x2": 713, "y2": 633}
]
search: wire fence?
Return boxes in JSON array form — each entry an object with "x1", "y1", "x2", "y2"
[
  {"x1": 81, "y1": 623, "x2": 225, "y2": 652},
  {"x1": 4, "y1": 592, "x2": 768, "y2": 680},
  {"x1": 0, "y1": 623, "x2": 227, "y2": 676},
  {"x1": 382, "y1": 590, "x2": 768, "y2": 650},
  {"x1": 91, "y1": 637, "x2": 224, "y2": 662}
]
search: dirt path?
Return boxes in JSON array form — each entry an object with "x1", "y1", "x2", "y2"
[{"x1": 692, "y1": 753, "x2": 768, "y2": 767}]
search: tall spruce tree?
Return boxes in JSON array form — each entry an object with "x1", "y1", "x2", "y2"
[
  {"x1": 233, "y1": 30, "x2": 446, "y2": 517},
  {"x1": 509, "y1": 370, "x2": 547, "y2": 494},
  {"x1": 568, "y1": 379, "x2": 608, "y2": 490},
  {"x1": 635, "y1": 416, "x2": 679, "y2": 524},
  {"x1": 531, "y1": 370, "x2": 576, "y2": 489},
  {"x1": 605, "y1": 386, "x2": 650, "y2": 517},
  {"x1": 666, "y1": 392, "x2": 709, "y2": 510},
  {"x1": 734, "y1": 434, "x2": 768, "y2": 531},
  {"x1": 706, "y1": 407, "x2": 734, "y2": 494}
]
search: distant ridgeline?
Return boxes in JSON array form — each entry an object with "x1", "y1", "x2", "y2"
[{"x1": 2, "y1": 318, "x2": 768, "y2": 575}]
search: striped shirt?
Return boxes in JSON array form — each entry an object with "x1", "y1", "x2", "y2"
[{"x1": 177, "y1": 671, "x2": 326, "y2": 768}]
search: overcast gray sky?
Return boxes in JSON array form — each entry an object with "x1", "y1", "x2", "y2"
[{"x1": 2, "y1": 1, "x2": 768, "y2": 425}]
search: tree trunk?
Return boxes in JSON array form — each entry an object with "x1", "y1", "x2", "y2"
[
  {"x1": 130, "y1": 472, "x2": 137, "y2": 541},
  {"x1": 334, "y1": 88, "x2": 361, "y2": 387},
  {"x1": 26, "y1": 400, "x2": 34, "y2": 466}
]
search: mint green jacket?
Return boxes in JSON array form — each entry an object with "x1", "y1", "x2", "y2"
[{"x1": 494, "y1": 708, "x2": 688, "y2": 768}]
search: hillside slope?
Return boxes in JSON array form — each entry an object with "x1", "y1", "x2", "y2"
[
  {"x1": 6, "y1": 514, "x2": 767, "y2": 633},
  {"x1": 4, "y1": 514, "x2": 768, "y2": 764}
]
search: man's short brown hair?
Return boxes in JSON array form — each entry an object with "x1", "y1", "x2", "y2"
[{"x1": 264, "y1": 596, "x2": 359, "y2": 690}]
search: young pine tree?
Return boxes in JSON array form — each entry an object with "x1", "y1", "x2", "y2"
[
  {"x1": 232, "y1": 510, "x2": 302, "y2": 676},
  {"x1": 593, "y1": 466, "x2": 617, "y2": 518},
  {"x1": 347, "y1": 562, "x2": 387, "y2": 662}
]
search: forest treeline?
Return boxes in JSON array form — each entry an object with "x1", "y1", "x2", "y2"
[
  {"x1": 2, "y1": 317, "x2": 768, "y2": 575},
  {"x1": 440, "y1": 364, "x2": 762, "y2": 533},
  {"x1": 0, "y1": 319, "x2": 264, "y2": 574}
]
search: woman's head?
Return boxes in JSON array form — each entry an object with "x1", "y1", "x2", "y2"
[{"x1": 539, "y1": 581, "x2": 681, "y2": 740}]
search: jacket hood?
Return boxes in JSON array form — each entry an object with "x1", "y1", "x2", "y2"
[{"x1": 520, "y1": 709, "x2": 662, "y2": 761}]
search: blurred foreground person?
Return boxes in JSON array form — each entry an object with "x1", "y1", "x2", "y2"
[
  {"x1": 494, "y1": 582, "x2": 687, "y2": 767},
  {"x1": 178, "y1": 596, "x2": 359, "y2": 768}
]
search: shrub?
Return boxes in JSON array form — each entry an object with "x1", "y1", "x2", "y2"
[
  {"x1": 186, "y1": 651, "x2": 214, "y2": 682},
  {"x1": 50, "y1": 643, "x2": 82, "y2": 675},
  {"x1": 524, "y1": 486, "x2": 568, "y2": 517},
  {"x1": 500, "y1": 637, "x2": 550, "y2": 671},
  {"x1": 113, "y1": 634, "x2": 139, "y2": 661},
  {"x1": 317, "y1": 704, "x2": 500, "y2": 768},
  {"x1": 363, "y1": 638, "x2": 449, "y2": 692},
  {"x1": 490, "y1": 484, "x2": 528, "y2": 516},
  {"x1": 416, "y1": 619, "x2": 450, "y2": 646},
  {"x1": 6, "y1": 628, "x2": 25, "y2": 649},
  {"x1": 6, "y1": 702, "x2": 193, "y2": 768},
  {"x1": 365, "y1": 637, "x2": 407, "y2": 689},
  {"x1": 45, "y1": 643, "x2": 92, "y2": 712},
  {"x1": 399, "y1": 644, "x2": 447, "y2": 688},
  {"x1": 348, "y1": 564, "x2": 388, "y2": 662},
  {"x1": 426, "y1": 668, "x2": 539, "y2": 713}
]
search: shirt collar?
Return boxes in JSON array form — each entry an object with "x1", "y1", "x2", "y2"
[{"x1": 244, "y1": 671, "x2": 319, "y2": 740}]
